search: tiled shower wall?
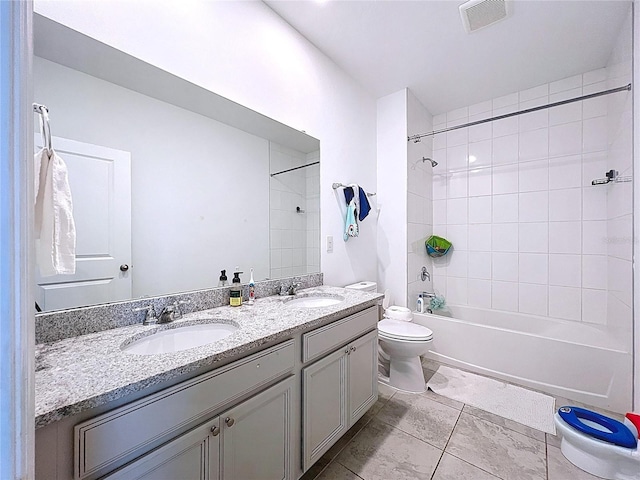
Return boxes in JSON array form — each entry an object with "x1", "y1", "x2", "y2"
[
  {"x1": 431, "y1": 61, "x2": 632, "y2": 324},
  {"x1": 269, "y1": 142, "x2": 320, "y2": 280}
]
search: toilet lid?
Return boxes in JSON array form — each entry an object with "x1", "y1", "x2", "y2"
[
  {"x1": 378, "y1": 319, "x2": 433, "y2": 341},
  {"x1": 558, "y1": 406, "x2": 637, "y2": 449}
]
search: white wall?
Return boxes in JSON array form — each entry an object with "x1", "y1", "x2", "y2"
[
  {"x1": 34, "y1": 0, "x2": 378, "y2": 288},
  {"x1": 407, "y1": 90, "x2": 434, "y2": 308},
  {"x1": 34, "y1": 57, "x2": 271, "y2": 297},
  {"x1": 377, "y1": 90, "x2": 408, "y2": 306},
  {"x1": 632, "y1": 0, "x2": 639, "y2": 411}
]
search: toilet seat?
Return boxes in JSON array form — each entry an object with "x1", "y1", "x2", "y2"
[
  {"x1": 378, "y1": 319, "x2": 433, "y2": 342},
  {"x1": 558, "y1": 406, "x2": 637, "y2": 449}
]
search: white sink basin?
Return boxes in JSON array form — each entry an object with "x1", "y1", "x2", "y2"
[
  {"x1": 285, "y1": 295, "x2": 344, "y2": 308},
  {"x1": 122, "y1": 322, "x2": 238, "y2": 355}
]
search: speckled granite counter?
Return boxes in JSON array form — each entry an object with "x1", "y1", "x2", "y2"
[{"x1": 35, "y1": 286, "x2": 383, "y2": 428}]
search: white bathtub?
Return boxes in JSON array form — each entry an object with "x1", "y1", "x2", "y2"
[{"x1": 414, "y1": 305, "x2": 633, "y2": 413}]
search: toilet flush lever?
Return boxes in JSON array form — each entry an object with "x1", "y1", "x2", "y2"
[{"x1": 421, "y1": 266, "x2": 430, "y2": 282}]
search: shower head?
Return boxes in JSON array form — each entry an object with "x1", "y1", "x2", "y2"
[{"x1": 422, "y1": 157, "x2": 438, "y2": 167}]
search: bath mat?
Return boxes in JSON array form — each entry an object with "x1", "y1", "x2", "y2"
[{"x1": 427, "y1": 365, "x2": 556, "y2": 434}]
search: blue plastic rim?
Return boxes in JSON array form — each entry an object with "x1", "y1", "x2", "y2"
[{"x1": 558, "y1": 406, "x2": 637, "y2": 449}]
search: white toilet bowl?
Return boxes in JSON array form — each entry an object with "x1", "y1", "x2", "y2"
[
  {"x1": 378, "y1": 319, "x2": 433, "y2": 392},
  {"x1": 343, "y1": 282, "x2": 434, "y2": 393}
]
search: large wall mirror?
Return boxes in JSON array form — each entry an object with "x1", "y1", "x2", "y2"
[{"x1": 33, "y1": 15, "x2": 320, "y2": 312}]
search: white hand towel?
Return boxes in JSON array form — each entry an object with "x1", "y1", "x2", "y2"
[{"x1": 34, "y1": 148, "x2": 76, "y2": 276}]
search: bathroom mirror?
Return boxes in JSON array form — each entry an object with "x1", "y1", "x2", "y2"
[{"x1": 33, "y1": 15, "x2": 320, "y2": 312}]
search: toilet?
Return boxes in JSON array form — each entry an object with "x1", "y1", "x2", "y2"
[
  {"x1": 554, "y1": 406, "x2": 640, "y2": 480},
  {"x1": 345, "y1": 282, "x2": 433, "y2": 393}
]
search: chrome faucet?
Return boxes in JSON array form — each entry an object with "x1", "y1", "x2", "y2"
[
  {"x1": 279, "y1": 282, "x2": 302, "y2": 296},
  {"x1": 157, "y1": 304, "x2": 177, "y2": 324},
  {"x1": 171, "y1": 299, "x2": 191, "y2": 319},
  {"x1": 133, "y1": 304, "x2": 158, "y2": 326}
]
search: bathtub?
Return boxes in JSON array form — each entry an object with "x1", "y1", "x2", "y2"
[{"x1": 414, "y1": 305, "x2": 632, "y2": 413}]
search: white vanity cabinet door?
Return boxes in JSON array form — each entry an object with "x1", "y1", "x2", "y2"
[
  {"x1": 104, "y1": 418, "x2": 220, "y2": 480},
  {"x1": 302, "y1": 329, "x2": 378, "y2": 472},
  {"x1": 220, "y1": 376, "x2": 294, "y2": 480},
  {"x1": 347, "y1": 329, "x2": 378, "y2": 425},
  {"x1": 302, "y1": 346, "x2": 349, "y2": 470}
]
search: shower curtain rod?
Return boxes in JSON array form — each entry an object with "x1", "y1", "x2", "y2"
[
  {"x1": 270, "y1": 161, "x2": 319, "y2": 177},
  {"x1": 407, "y1": 83, "x2": 632, "y2": 143}
]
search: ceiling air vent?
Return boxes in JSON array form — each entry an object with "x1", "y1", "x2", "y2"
[{"x1": 459, "y1": 0, "x2": 511, "y2": 33}]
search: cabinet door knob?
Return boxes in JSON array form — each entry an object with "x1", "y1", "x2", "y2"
[
  {"x1": 120, "y1": 264, "x2": 129, "y2": 272},
  {"x1": 345, "y1": 348, "x2": 350, "y2": 354},
  {"x1": 351, "y1": 346, "x2": 357, "y2": 352},
  {"x1": 225, "y1": 417, "x2": 235, "y2": 427},
  {"x1": 210, "y1": 425, "x2": 220, "y2": 436}
]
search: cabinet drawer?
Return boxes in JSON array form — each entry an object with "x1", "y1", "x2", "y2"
[
  {"x1": 75, "y1": 340, "x2": 294, "y2": 480},
  {"x1": 302, "y1": 307, "x2": 377, "y2": 363}
]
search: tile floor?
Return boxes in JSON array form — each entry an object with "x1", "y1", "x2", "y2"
[{"x1": 301, "y1": 362, "x2": 623, "y2": 480}]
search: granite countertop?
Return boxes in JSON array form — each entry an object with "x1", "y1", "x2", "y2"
[{"x1": 35, "y1": 286, "x2": 383, "y2": 428}]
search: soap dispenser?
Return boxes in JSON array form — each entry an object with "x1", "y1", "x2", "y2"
[
  {"x1": 218, "y1": 269, "x2": 228, "y2": 287},
  {"x1": 230, "y1": 271, "x2": 243, "y2": 307}
]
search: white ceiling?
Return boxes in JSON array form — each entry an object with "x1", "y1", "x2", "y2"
[{"x1": 264, "y1": 0, "x2": 632, "y2": 115}]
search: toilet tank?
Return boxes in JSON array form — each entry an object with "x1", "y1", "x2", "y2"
[{"x1": 344, "y1": 281, "x2": 377, "y2": 292}]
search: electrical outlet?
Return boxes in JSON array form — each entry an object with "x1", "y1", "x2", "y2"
[{"x1": 326, "y1": 235, "x2": 333, "y2": 253}]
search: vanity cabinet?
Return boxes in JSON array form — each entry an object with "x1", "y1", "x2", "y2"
[
  {"x1": 105, "y1": 376, "x2": 294, "y2": 480},
  {"x1": 301, "y1": 307, "x2": 378, "y2": 471}
]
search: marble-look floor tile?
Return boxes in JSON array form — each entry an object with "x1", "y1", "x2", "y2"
[
  {"x1": 547, "y1": 445, "x2": 601, "y2": 479},
  {"x1": 377, "y1": 390, "x2": 460, "y2": 449},
  {"x1": 377, "y1": 382, "x2": 396, "y2": 402},
  {"x1": 316, "y1": 461, "x2": 363, "y2": 480},
  {"x1": 446, "y1": 412, "x2": 546, "y2": 480},
  {"x1": 463, "y1": 404, "x2": 546, "y2": 441},
  {"x1": 423, "y1": 388, "x2": 464, "y2": 410},
  {"x1": 337, "y1": 418, "x2": 443, "y2": 480},
  {"x1": 432, "y1": 453, "x2": 501, "y2": 480}
]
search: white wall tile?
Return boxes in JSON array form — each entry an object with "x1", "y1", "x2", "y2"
[
  {"x1": 491, "y1": 281, "x2": 518, "y2": 312},
  {"x1": 446, "y1": 225, "x2": 468, "y2": 251},
  {"x1": 549, "y1": 188, "x2": 581, "y2": 221},
  {"x1": 583, "y1": 187, "x2": 607, "y2": 220},
  {"x1": 519, "y1": 159, "x2": 549, "y2": 192},
  {"x1": 519, "y1": 222, "x2": 548, "y2": 253},
  {"x1": 447, "y1": 250, "x2": 468, "y2": 277},
  {"x1": 519, "y1": 283, "x2": 548, "y2": 316},
  {"x1": 468, "y1": 251, "x2": 491, "y2": 279},
  {"x1": 469, "y1": 100, "x2": 492, "y2": 116},
  {"x1": 469, "y1": 116, "x2": 494, "y2": 142},
  {"x1": 447, "y1": 106, "x2": 468, "y2": 122},
  {"x1": 433, "y1": 199, "x2": 447, "y2": 225},
  {"x1": 549, "y1": 89, "x2": 582, "y2": 125},
  {"x1": 583, "y1": 68, "x2": 607, "y2": 85},
  {"x1": 468, "y1": 224, "x2": 492, "y2": 251},
  {"x1": 519, "y1": 107, "x2": 548, "y2": 132},
  {"x1": 446, "y1": 276, "x2": 468, "y2": 305},
  {"x1": 468, "y1": 168, "x2": 492, "y2": 197},
  {"x1": 492, "y1": 165, "x2": 519, "y2": 194},
  {"x1": 433, "y1": 173, "x2": 447, "y2": 200},
  {"x1": 448, "y1": 171, "x2": 468, "y2": 198},
  {"x1": 447, "y1": 198, "x2": 468, "y2": 225},
  {"x1": 491, "y1": 224, "x2": 518, "y2": 252},
  {"x1": 492, "y1": 193, "x2": 519, "y2": 223},
  {"x1": 492, "y1": 134, "x2": 518, "y2": 165},
  {"x1": 549, "y1": 286, "x2": 582, "y2": 320},
  {"x1": 468, "y1": 279, "x2": 492, "y2": 308},
  {"x1": 492, "y1": 114, "x2": 518, "y2": 138},
  {"x1": 468, "y1": 139, "x2": 492, "y2": 167},
  {"x1": 446, "y1": 144, "x2": 468, "y2": 170},
  {"x1": 550, "y1": 74, "x2": 582, "y2": 94},
  {"x1": 492, "y1": 252, "x2": 518, "y2": 281},
  {"x1": 447, "y1": 127, "x2": 468, "y2": 148},
  {"x1": 549, "y1": 122, "x2": 582, "y2": 157},
  {"x1": 582, "y1": 220, "x2": 607, "y2": 254},
  {"x1": 519, "y1": 84, "x2": 548, "y2": 103},
  {"x1": 582, "y1": 152, "x2": 607, "y2": 188},
  {"x1": 582, "y1": 255, "x2": 607, "y2": 289},
  {"x1": 519, "y1": 253, "x2": 548, "y2": 284},
  {"x1": 582, "y1": 289, "x2": 607, "y2": 325},
  {"x1": 493, "y1": 92, "x2": 519, "y2": 109},
  {"x1": 549, "y1": 254, "x2": 581, "y2": 287},
  {"x1": 519, "y1": 191, "x2": 548, "y2": 222},
  {"x1": 549, "y1": 221, "x2": 581, "y2": 254},
  {"x1": 549, "y1": 155, "x2": 581, "y2": 190},
  {"x1": 583, "y1": 83, "x2": 607, "y2": 119},
  {"x1": 519, "y1": 128, "x2": 548, "y2": 161},
  {"x1": 468, "y1": 196, "x2": 492, "y2": 224},
  {"x1": 583, "y1": 116, "x2": 608, "y2": 152}
]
